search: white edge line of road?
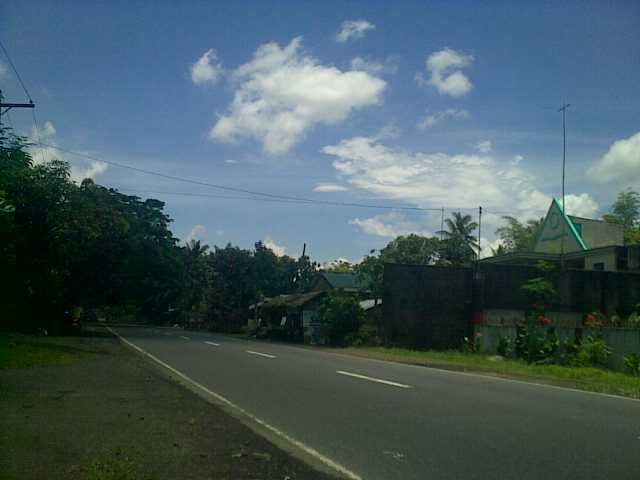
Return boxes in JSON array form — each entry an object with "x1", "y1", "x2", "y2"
[
  {"x1": 179, "y1": 335, "x2": 190, "y2": 340},
  {"x1": 204, "y1": 341, "x2": 220, "y2": 347},
  {"x1": 106, "y1": 327, "x2": 361, "y2": 480},
  {"x1": 246, "y1": 350, "x2": 276, "y2": 359},
  {"x1": 336, "y1": 370, "x2": 412, "y2": 389}
]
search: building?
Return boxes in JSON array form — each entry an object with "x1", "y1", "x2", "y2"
[
  {"x1": 309, "y1": 271, "x2": 369, "y2": 294},
  {"x1": 482, "y1": 199, "x2": 640, "y2": 272}
]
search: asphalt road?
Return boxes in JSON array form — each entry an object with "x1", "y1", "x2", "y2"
[{"x1": 111, "y1": 326, "x2": 640, "y2": 480}]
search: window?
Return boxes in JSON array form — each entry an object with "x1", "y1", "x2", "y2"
[{"x1": 593, "y1": 262, "x2": 605, "y2": 271}]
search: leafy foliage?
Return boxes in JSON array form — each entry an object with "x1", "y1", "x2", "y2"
[
  {"x1": 603, "y1": 189, "x2": 640, "y2": 245},
  {"x1": 0, "y1": 131, "x2": 304, "y2": 333},
  {"x1": 317, "y1": 291, "x2": 364, "y2": 345},
  {"x1": 494, "y1": 216, "x2": 543, "y2": 253}
]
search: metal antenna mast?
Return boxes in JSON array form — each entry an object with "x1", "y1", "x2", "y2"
[{"x1": 558, "y1": 103, "x2": 570, "y2": 271}]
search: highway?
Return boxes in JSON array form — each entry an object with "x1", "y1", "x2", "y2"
[{"x1": 111, "y1": 326, "x2": 640, "y2": 480}]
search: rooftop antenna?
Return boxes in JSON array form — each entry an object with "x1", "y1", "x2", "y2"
[{"x1": 558, "y1": 103, "x2": 570, "y2": 271}]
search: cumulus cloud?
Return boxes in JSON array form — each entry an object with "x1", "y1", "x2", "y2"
[
  {"x1": 350, "y1": 56, "x2": 397, "y2": 75},
  {"x1": 417, "y1": 108, "x2": 469, "y2": 129},
  {"x1": 210, "y1": 37, "x2": 386, "y2": 155},
  {"x1": 27, "y1": 121, "x2": 108, "y2": 183},
  {"x1": 418, "y1": 48, "x2": 473, "y2": 97},
  {"x1": 335, "y1": 20, "x2": 375, "y2": 42},
  {"x1": 264, "y1": 235, "x2": 286, "y2": 256},
  {"x1": 185, "y1": 224, "x2": 207, "y2": 243},
  {"x1": 512, "y1": 155, "x2": 524, "y2": 165},
  {"x1": 313, "y1": 183, "x2": 349, "y2": 192},
  {"x1": 190, "y1": 49, "x2": 223, "y2": 86},
  {"x1": 323, "y1": 135, "x2": 598, "y2": 231},
  {"x1": 587, "y1": 131, "x2": 640, "y2": 184},
  {"x1": 564, "y1": 193, "x2": 599, "y2": 218},
  {"x1": 476, "y1": 140, "x2": 492, "y2": 154},
  {"x1": 350, "y1": 211, "x2": 431, "y2": 238}
]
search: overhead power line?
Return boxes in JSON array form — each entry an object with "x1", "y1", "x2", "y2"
[
  {"x1": 0, "y1": 38, "x2": 33, "y2": 102},
  {"x1": 36, "y1": 141, "x2": 455, "y2": 212}
]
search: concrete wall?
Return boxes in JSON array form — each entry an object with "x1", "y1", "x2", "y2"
[
  {"x1": 484, "y1": 309, "x2": 582, "y2": 328},
  {"x1": 583, "y1": 249, "x2": 618, "y2": 272},
  {"x1": 477, "y1": 325, "x2": 640, "y2": 371}
]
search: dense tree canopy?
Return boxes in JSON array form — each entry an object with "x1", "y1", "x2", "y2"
[{"x1": 0, "y1": 132, "x2": 303, "y2": 333}]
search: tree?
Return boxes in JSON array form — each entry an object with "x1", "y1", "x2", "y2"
[
  {"x1": 438, "y1": 212, "x2": 478, "y2": 265},
  {"x1": 603, "y1": 190, "x2": 640, "y2": 245},
  {"x1": 317, "y1": 291, "x2": 364, "y2": 345},
  {"x1": 325, "y1": 259, "x2": 354, "y2": 273},
  {"x1": 495, "y1": 216, "x2": 544, "y2": 253}
]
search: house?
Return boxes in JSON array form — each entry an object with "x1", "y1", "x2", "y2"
[
  {"x1": 248, "y1": 272, "x2": 373, "y2": 343},
  {"x1": 482, "y1": 198, "x2": 640, "y2": 272},
  {"x1": 310, "y1": 271, "x2": 369, "y2": 294}
]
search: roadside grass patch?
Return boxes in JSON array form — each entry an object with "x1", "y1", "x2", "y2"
[
  {"x1": 0, "y1": 333, "x2": 92, "y2": 368},
  {"x1": 343, "y1": 346, "x2": 640, "y2": 399}
]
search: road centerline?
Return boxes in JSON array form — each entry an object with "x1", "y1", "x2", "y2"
[
  {"x1": 205, "y1": 341, "x2": 221, "y2": 347},
  {"x1": 247, "y1": 350, "x2": 276, "y2": 359},
  {"x1": 336, "y1": 370, "x2": 412, "y2": 389}
]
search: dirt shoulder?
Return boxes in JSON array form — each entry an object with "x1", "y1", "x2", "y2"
[{"x1": 0, "y1": 332, "x2": 335, "y2": 480}]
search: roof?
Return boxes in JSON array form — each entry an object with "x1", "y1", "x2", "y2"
[
  {"x1": 316, "y1": 272, "x2": 367, "y2": 291},
  {"x1": 262, "y1": 291, "x2": 325, "y2": 309}
]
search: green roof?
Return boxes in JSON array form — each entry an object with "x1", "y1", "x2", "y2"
[{"x1": 318, "y1": 272, "x2": 366, "y2": 290}]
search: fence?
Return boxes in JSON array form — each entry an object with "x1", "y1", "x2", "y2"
[{"x1": 382, "y1": 263, "x2": 640, "y2": 351}]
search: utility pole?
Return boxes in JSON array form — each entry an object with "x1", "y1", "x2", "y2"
[
  {"x1": 477, "y1": 206, "x2": 482, "y2": 262},
  {"x1": 0, "y1": 89, "x2": 34, "y2": 132},
  {"x1": 558, "y1": 103, "x2": 570, "y2": 271}
]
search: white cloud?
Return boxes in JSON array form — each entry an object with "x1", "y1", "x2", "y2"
[
  {"x1": 190, "y1": 49, "x2": 223, "y2": 86},
  {"x1": 419, "y1": 48, "x2": 473, "y2": 97},
  {"x1": 564, "y1": 193, "x2": 599, "y2": 218},
  {"x1": 27, "y1": 121, "x2": 108, "y2": 183},
  {"x1": 313, "y1": 183, "x2": 349, "y2": 192},
  {"x1": 335, "y1": 20, "x2": 375, "y2": 42},
  {"x1": 185, "y1": 224, "x2": 207, "y2": 243},
  {"x1": 512, "y1": 154, "x2": 524, "y2": 165},
  {"x1": 264, "y1": 235, "x2": 286, "y2": 256},
  {"x1": 476, "y1": 140, "x2": 493, "y2": 154},
  {"x1": 322, "y1": 135, "x2": 598, "y2": 226},
  {"x1": 224, "y1": 159, "x2": 239, "y2": 164},
  {"x1": 417, "y1": 109, "x2": 469, "y2": 129},
  {"x1": 350, "y1": 211, "x2": 430, "y2": 238},
  {"x1": 350, "y1": 56, "x2": 397, "y2": 75},
  {"x1": 210, "y1": 37, "x2": 386, "y2": 155},
  {"x1": 587, "y1": 131, "x2": 640, "y2": 184}
]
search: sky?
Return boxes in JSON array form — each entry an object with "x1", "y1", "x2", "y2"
[{"x1": 1, "y1": 0, "x2": 639, "y2": 262}]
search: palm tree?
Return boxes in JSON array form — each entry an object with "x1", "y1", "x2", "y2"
[{"x1": 437, "y1": 212, "x2": 479, "y2": 265}]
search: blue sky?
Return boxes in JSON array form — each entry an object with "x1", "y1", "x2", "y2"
[{"x1": 2, "y1": 0, "x2": 639, "y2": 262}]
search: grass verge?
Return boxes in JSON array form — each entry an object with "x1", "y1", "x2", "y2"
[
  {"x1": 342, "y1": 346, "x2": 640, "y2": 399},
  {"x1": 0, "y1": 333, "x2": 92, "y2": 368}
]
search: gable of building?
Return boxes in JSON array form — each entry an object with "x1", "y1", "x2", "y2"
[{"x1": 533, "y1": 199, "x2": 587, "y2": 254}]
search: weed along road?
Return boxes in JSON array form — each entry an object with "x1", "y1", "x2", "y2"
[{"x1": 111, "y1": 326, "x2": 640, "y2": 480}]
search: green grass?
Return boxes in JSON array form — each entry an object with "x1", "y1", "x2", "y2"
[
  {"x1": 342, "y1": 346, "x2": 640, "y2": 399},
  {"x1": 0, "y1": 333, "x2": 90, "y2": 368}
]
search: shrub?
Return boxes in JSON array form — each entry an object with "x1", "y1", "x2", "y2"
[
  {"x1": 317, "y1": 291, "x2": 364, "y2": 346},
  {"x1": 496, "y1": 336, "x2": 512, "y2": 357},
  {"x1": 623, "y1": 353, "x2": 640, "y2": 376},
  {"x1": 577, "y1": 336, "x2": 612, "y2": 368}
]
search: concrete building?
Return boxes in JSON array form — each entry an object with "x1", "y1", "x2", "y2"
[{"x1": 482, "y1": 199, "x2": 640, "y2": 272}]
